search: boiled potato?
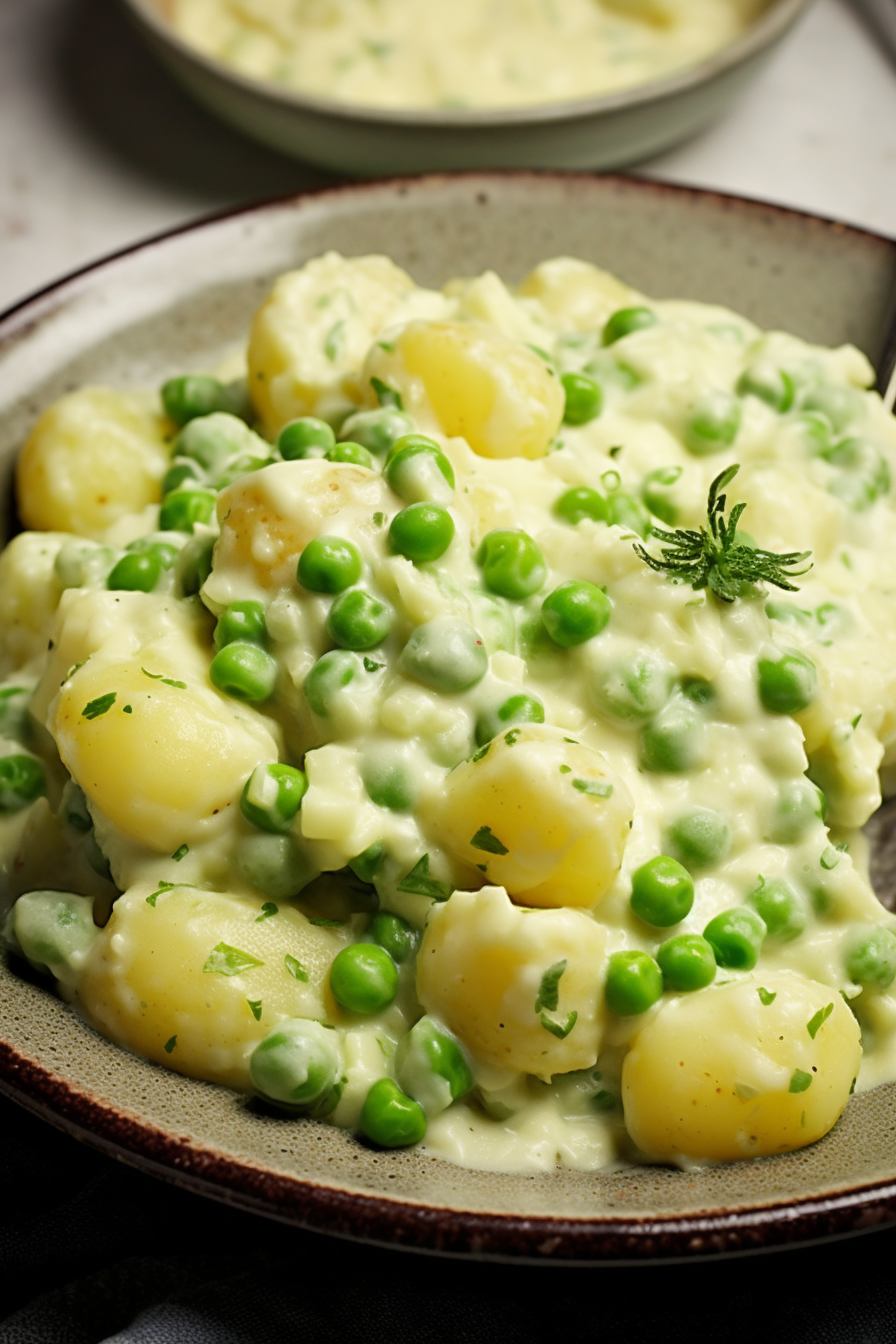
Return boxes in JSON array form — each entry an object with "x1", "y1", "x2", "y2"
[
  {"x1": 363, "y1": 319, "x2": 564, "y2": 460},
  {"x1": 416, "y1": 884, "x2": 607, "y2": 1080},
  {"x1": 516, "y1": 258, "x2": 640, "y2": 331},
  {"x1": 16, "y1": 387, "x2": 171, "y2": 539},
  {"x1": 0, "y1": 531, "x2": 66, "y2": 677},
  {"x1": 622, "y1": 970, "x2": 861, "y2": 1163},
  {"x1": 427, "y1": 723, "x2": 632, "y2": 908},
  {"x1": 78, "y1": 882, "x2": 350, "y2": 1087},
  {"x1": 247, "y1": 253, "x2": 446, "y2": 436}
]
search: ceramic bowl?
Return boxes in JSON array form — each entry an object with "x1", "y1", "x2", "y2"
[
  {"x1": 118, "y1": 0, "x2": 812, "y2": 175},
  {"x1": 3, "y1": 174, "x2": 896, "y2": 1263}
]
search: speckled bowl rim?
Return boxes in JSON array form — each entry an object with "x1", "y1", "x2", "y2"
[
  {"x1": 3, "y1": 172, "x2": 896, "y2": 1265},
  {"x1": 120, "y1": 0, "x2": 811, "y2": 129}
]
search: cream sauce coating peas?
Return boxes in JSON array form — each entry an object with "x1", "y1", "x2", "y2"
[{"x1": 4, "y1": 251, "x2": 896, "y2": 1175}]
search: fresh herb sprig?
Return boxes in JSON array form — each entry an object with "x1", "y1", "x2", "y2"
[{"x1": 634, "y1": 464, "x2": 812, "y2": 603}]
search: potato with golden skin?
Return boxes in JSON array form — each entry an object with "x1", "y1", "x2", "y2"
[
  {"x1": 621, "y1": 970, "x2": 861, "y2": 1163},
  {"x1": 363, "y1": 319, "x2": 564, "y2": 460},
  {"x1": 17, "y1": 387, "x2": 171, "y2": 540},
  {"x1": 427, "y1": 724, "x2": 632, "y2": 908},
  {"x1": 416, "y1": 885, "x2": 607, "y2": 1080},
  {"x1": 78, "y1": 882, "x2": 350, "y2": 1089}
]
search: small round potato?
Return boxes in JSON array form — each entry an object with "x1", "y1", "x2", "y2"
[
  {"x1": 416, "y1": 884, "x2": 607, "y2": 1080},
  {"x1": 621, "y1": 970, "x2": 861, "y2": 1163}
]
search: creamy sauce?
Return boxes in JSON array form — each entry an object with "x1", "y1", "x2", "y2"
[
  {"x1": 3, "y1": 252, "x2": 896, "y2": 1173},
  {"x1": 165, "y1": 0, "x2": 771, "y2": 110}
]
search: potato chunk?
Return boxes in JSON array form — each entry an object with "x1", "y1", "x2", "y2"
[
  {"x1": 0, "y1": 531, "x2": 66, "y2": 677},
  {"x1": 364, "y1": 319, "x2": 564, "y2": 459},
  {"x1": 622, "y1": 970, "x2": 861, "y2": 1163},
  {"x1": 416, "y1": 885, "x2": 607, "y2": 1080},
  {"x1": 53, "y1": 653, "x2": 276, "y2": 854},
  {"x1": 16, "y1": 387, "x2": 171, "y2": 539},
  {"x1": 78, "y1": 882, "x2": 350, "y2": 1088},
  {"x1": 428, "y1": 724, "x2": 632, "y2": 908}
]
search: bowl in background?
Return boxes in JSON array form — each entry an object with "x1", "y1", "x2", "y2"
[{"x1": 119, "y1": 0, "x2": 812, "y2": 176}]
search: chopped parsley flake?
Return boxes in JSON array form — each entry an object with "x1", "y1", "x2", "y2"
[
  {"x1": 256, "y1": 902, "x2": 279, "y2": 922},
  {"x1": 470, "y1": 826, "x2": 509, "y2": 855},
  {"x1": 757, "y1": 987, "x2": 777, "y2": 1006},
  {"x1": 470, "y1": 742, "x2": 492, "y2": 764},
  {"x1": 82, "y1": 692, "x2": 116, "y2": 720},
  {"x1": 540, "y1": 1010, "x2": 578, "y2": 1040},
  {"x1": 789, "y1": 1069, "x2": 813, "y2": 1094},
  {"x1": 324, "y1": 319, "x2": 346, "y2": 362},
  {"x1": 308, "y1": 917, "x2": 346, "y2": 927},
  {"x1": 370, "y1": 376, "x2": 403, "y2": 410},
  {"x1": 146, "y1": 880, "x2": 178, "y2": 907},
  {"x1": 141, "y1": 669, "x2": 187, "y2": 690},
  {"x1": 535, "y1": 960, "x2": 567, "y2": 1014},
  {"x1": 163, "y1": 1035, "x2": 177, "y2": 1054},
  {"x1": 807, "y1": 1003, "x2": 834, "y2": 1039},
  {"x1": 247, "y1": 999, "x2": 263, "y2": 1021},
  {"x1": 285, "y1": 954, "x2": 309, "y2": 981},
  {"x1": 559, "y1": 764, "x2": 571, "y2": 774},
  {"x1": 123, "y1": 704, "x2": 133, "y2": 714},
  {"x1": 202, "y1": 943, "x2": 264, "y2": 976},
  {"x1": 572, "y1": 778, "x2": 613, "y2": 798},
  {"x1": 171, "y1": 844, "x2": 189, "y2": 862},
  {"x1": 396, "y1": 853, "x2": 453, "y2": 901},
  {"x1": 820, "y1": 846, "x2": 840, "y2": 871},
  {"x1": 363, "y1": 658, "x2": 384, "y2": 673},
  {"x1": 372, "y1": 511, "x2": 385, "y2": 527},
  {"x1": 503, "y1": 729, "x2": 521, "y2": 747}
]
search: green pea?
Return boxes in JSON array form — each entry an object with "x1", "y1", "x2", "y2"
[
  {"x1": 212, "y1": 453, "x2": 273, "y2": 491},
  {"x1": 845, "y1": 926, "x2": 896, "y2": 990},
  {"x1": 823, "y1": 437, "x2": 890, "y2": 511},
  {"x1": 394, "y1": 1015, "x2": 474, "y2": 1117},
  {"x1": 657, "y1": 934, "x2": 717, "y2": 992},
  {"x1": 162, "y1": 461, "x2": 203, "y2": 495},
  {"x1": 736, "y1": 361, "x2": 795, "y2": 413},
  {"x1": 303, "y1": 649, "x2": 362, "y2": 716},
  {"x1": 641, "y1": 466, "x2": 682, "y2": 525},
  {"x1": 703, "y1": 906, "x2": 766, "y2": 970},
  {"x1": 359, "y1": 1077, "x2": 427, "y2": 1148},
  {"x1": 297, "y1": 535, "x2": 362, "y2": 594},
  {"x1": 592, "y1": 652, "x2": 670, "y2": 724},
  {"x1": 639, "y1": 695, "x2": 704, "y2": 773},
  {"x1": 237, "y1": 832, "x2": 316, "y2": 898},
  {"x1": 801, "y1": 382, "x2": 863, "y2": 433},
  {"x1": 399, "y1": 617, "x2": 488, "y2": 693},
  {"x1": 0, "y1": 755, "x2": 45, "y2": 812},
  {"x1": 605, "y1": 950, "x2": 664, "y2": 1016},
  {"x1": 161, "y1": 374, "x2": 246, "y2": 426},
  {"x1": 384, "y1": 435, "x2": 455, "y2": 504},
  {"x1": 209, "y1": 642, "x2": 277, "y2": 702},
  {"x1": 602, "y1": 306, "x2": 657, "y2": 346},
  {"x1": 176, "y1": 412, "x2": 257, "y2": 475},
  {"x1": 214, "y1": 600, "x2": 267, "y2": 649},
  {"x1": 368, "y1": 911, "x2": 417, "y2": 963},
  {"x1": 361, "y1": 751, "x2": 416, "y2": 812},
  {"x1": 9, "y1": 889, "x2": 98, "y2": 988},
  {"x1": 389, "y1": 502, "x2": 455, "y2": 563},
  {"x1": 757, "y1": 649, "x2": 817, "y2": 715},
  {"x1": 553, "y1": 485, "x2": 607, "y2": 526},
  {"x1": 605, "y1": 491, "x2": 651, "y2": 537},
  {"x1": 325, "y1": 440, "x2": 375, "y2": 469},
  {"x1": 474, "y1": 692, "x2": 544, "y2": 747},
  {"x1": 349, "y1": 840, "x2": 386, "y2": 886},
  {"x1": 541, "y1": 580, "x2": 611, "y2": 648},
  {"x1": 475, "y1": 529, "x2": 546, "y2": 601},
  {"x1": 339, "y1": 407, "x2": 414, "y2": 455},
  {"x1": 0, "y1": 686, "x2": 32, "y2": 742},
  {"x1": 666, "y1": 808, "x2": 730, "y2": 870},
  {"x1": 127, "y1": 537, "x2": 179, "y2": 570},
  {"x1": 326, "y1": 588, "x2": 393, "y2": 650},
  {"x1": 249, "y1": 1019, "x2": 342, "y2": 1110},
  {"x1": 680, "y1": 676, "x2": 714, "y2": 706},
  {"x1": 561, "y1": 372, "x2": 602, "y2": 425},
  {"x1": 240, "y1": 763, "x2": 308, "y2": 833},
  {"x1": 277, "y1": 417, "x2": 336, "y2": 460},
  {"x1": 630, "y1": 855, "x2": 694, "y2": 928},
  {"x1": 106, "y1": 551, "x2": 161, "y2": 593},
  {"x1": 330, "y1": 942, "x2": 398, "y2": 1014},
  {"x1": 747, "y1": 875, "x2": 807, "y2": 940},
  {"x1": 176, "y1": 532, "x2": 215, "y2": 596},
  {"x1": 159, "y1": 488, "x2": 217, "y2": 533},
  {"x1": 766, "y1": 778, "x2": 825, "y2": 844},
  {"x1": 684, "y1": 390, "x2": 742, "y2": 457}
]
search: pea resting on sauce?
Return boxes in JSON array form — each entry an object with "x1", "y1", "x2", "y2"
[
  {"x1": 167, "y1": 0, "x2": 772, "y2": 112},
  {"x1": 3, "y1": 248, "x2": 895, "y2": 1175}
]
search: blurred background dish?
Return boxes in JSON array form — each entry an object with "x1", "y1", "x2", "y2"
[
  {"x1": 3, "y1": 173, "x2": 896, "y2": 1263},
  {"x1": 118, "y1": 0, "x2": 812, "y2": 175}
]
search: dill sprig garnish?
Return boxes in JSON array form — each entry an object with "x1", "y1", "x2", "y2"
[{"x1": 633, "y1": 464, "x2": 812, "y2": 603}]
